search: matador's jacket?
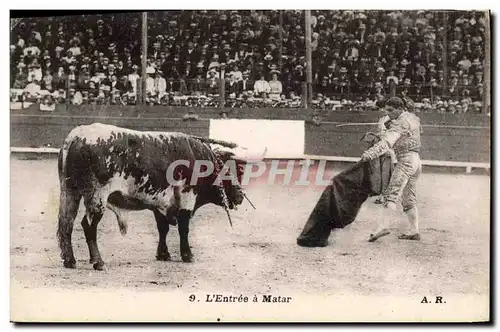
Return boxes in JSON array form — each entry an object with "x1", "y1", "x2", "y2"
[{"x1": 362, "y1": 111, "x2": 422, "y2": 161}]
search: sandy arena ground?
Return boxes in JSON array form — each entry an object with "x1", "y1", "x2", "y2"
[{"x1": 9, "y1": 156, "x2": 490, "y2": 322}]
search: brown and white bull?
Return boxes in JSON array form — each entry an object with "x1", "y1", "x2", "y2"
[{"x1": 57, "y1": 123, "x2": 261, "y2": 270}]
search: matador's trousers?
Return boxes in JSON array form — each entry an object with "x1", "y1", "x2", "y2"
[{"x1": 383, "y1": 151, "x2": 422, "y2": 212}]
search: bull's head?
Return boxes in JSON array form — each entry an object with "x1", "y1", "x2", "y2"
[
  {"x1": 212, "y1": 144, "x2": 266, "y2": 210},
  {"x1": 213, "y1": 149, "x2": 246, "y2": 209},
  {"x1": 192, "y1": 136, "x2": 266, "y2": 224}
]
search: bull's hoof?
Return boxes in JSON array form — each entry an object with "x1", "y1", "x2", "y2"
[
  {"x1": 89, "y1": 258, "x2": 98, "y2": 264},
  {"x1": 181, "y1": 253, "x2": 194, "y2": 263},
  {"x1": 296, "y1": 237, "x2": 329, "y2": 247},
  {"x1": 156, "y1": 253, "x2": 172, "y2": 261},
  {"x1": 93, "y1": 261, "x2": 106, "y2": 271},
  {"x1": 63, "y1": 259, "x2": 76, "y2": 269}
]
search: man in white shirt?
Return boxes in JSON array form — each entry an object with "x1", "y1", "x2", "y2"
[
  {"x1": 23, "y1": 42, "x2": 41, "y2": 57},
  {"x1": 23, "y1": 79, "x2": 41, "y2": 101},
  {"x1": 68, "y1": 39, "x2": 82, "y2": 57},
  {"x1": 208, "y1": 55, "x2": 221, "y2": 72},
  {"x1": 146, "y1": 60, "x2": 156, "y2": 75},
  {"x1": 230, "y1": 64, "x2": 243, "y2": 82},
  {"x1": 254, "y1": 73, "x2": 271, "y2": 97},
  {"x1": 146, "y1": 72, "x2": 156, "y2": 96},
  {"x1": 27, "y1": 64, "x2": 43, "y2": 83},
  {"x1": 458, "y1": 55, "x2": 472, "y2": 72},
  {"x1": 155, "y1": 70, "x2": 167, "y2": 101},
  {"x1": 128, "y1": 65, "x2": 140, "y2": 97}
]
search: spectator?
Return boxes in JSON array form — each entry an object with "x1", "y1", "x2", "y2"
[
  {"x1": 68, "y1": 39, "x2": 82, "y2": 57},
  {"x1": 239, "y1": 71, "x2": 254, "y2": 94},
  {"x1": 115, "y1": 61, "x2": 126, "y2": 78},
  {"x1": 128, "y1": 65, "x2": 140, "y2": 97},
  {"x1": 268, "y1": 71, "x2": 282, "y2": 100},
  {"x1": 77, "y1": 66, "x2": 91, "y2": 92},
  {"x1": 72, "y1": 89, "x2": 84, "y2": 105},
  {"x1": 225, "y1": 73, "x2": 239, "y2": 97},
  {"x1": 40, "y1": 94, "x2": 56, "y2": 111},
  {"x1": 53, "y1": 67, "x2": 67, "y2": 90},
  {"x1": 154, "y1": 70, "x2": 167, "y2": 101},
  {"x1": 188, "y1": 72, "x2": 206, "y2": 95},
  {"x1": 254, "y1": 73, "x2": 271, "y2": 97},
  {"x1": 429, "y1": 78, "x2": 442, "y2": 100},
  {"x1": 23, "y1": 41, "x2": 41, "y2": 58},
  {"x1": 23, "y1": 79, "x2": 42, "y2": 102},
  {"x1": 472, "y1": 83, "x2": 484, "y2": 102},
  {"x1": 386, "y1": 69, "x2": 398, "y2": 86},
  {"x1": 180, "y1": 61, "x2": 194, "y2": 81},
  {"x1": 400, "y1": 78, "x2": 412, "y2": 98},
  {"x1": 67, "y1": 65, "x2": 77, "y2": 90},
  {"x1": 41, "y1": 69, "x2": 54, "y2": 92},
  {"x1": 145, "y1": 72, "x2": 155, "y2": 95},
  {"x1": 206, "y1": 68, "x2": 220, "y2": 94},
  {"x1": 474, "y1": 70, "x2": 484, "y2": 85},
  {"x1": 9, "y1": 10, "x2": 488, "y2": 111},
  {"x1": 458, "y1": 55, "x2": 472, "y2": 72},
  {"x1": 208, "y1": 54, "x2": 221, "y2": 73},
  {"x1": 229, "y1": 64, "x2": 243, "y2": 82},
  {"x1": 27, "y1": 63, "x2": 42, "y2": 83},
  {"x1": 316, "y1": 76, "x2": 330, "y2": 97}
]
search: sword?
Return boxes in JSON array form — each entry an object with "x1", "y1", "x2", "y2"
[
  {"x1": 243, "y1": 192, "x2": 256, "y2": 209},
  {"x1": 225, "y1": 208, "x2": 233, "y2": 227},
  {"x1": 336, "y1": 122, "x2": 379, "y2": 128}
]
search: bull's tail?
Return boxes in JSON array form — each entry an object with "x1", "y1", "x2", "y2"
[
  {"x1": 106, "y1": 202, "x2": 128, "y2": 236},
  {"x1": 59, "y1": 133, "x2": 73, "y2": 185}
]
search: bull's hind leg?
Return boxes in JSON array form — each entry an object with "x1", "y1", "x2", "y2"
[
  {"x1": 82, "y1": 197, "x2": 107, "y2": 271},
  {"x1": 153, "y1": 209, "x2": 171, "y2": 261},
  {"x1": 57, "y1": 188, "x2": 82, "y2": 269},
  {"x1": 178, "y1": 209, "x2": 194, "y2": 263}
]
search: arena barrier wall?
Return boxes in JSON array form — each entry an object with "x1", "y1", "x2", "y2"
[
  {"x1": 11, "y1": 104, "x2": 492, "y2": 126},
  {"x1": 10, "y1": 107, "x2": 491, "y2": 173}
]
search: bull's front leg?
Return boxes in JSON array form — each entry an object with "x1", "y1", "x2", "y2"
[
  {"x1": 177, "y1": 209, "x2": 193, "y2": 263},
  {"x1": 153, "y1": 209, "x2": 171, "y2": 261}
]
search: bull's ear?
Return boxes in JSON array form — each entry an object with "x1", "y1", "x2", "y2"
[{"x1": 217, "y1": 150, "x2": 236, "y2": 160}]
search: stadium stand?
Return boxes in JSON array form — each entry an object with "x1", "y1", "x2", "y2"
[{"x1": 10, "y1": 10, "x2": 487, "y2": 113}]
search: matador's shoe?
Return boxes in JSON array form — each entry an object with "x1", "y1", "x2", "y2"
[
  {"x1": 368, "y1": 228, "x2": 391, "y2": 242},
  {"x1": 398, "y1": 233, "x2": 421, "y2": 241}
]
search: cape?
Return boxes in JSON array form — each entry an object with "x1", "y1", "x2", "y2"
[{"x1": 296, "y1": 152, "x2": 394, "y2": 247}]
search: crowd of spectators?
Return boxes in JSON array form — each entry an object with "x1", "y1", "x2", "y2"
[{"x1": 10, "y1": 10, "x2": 488, "y2": 113}]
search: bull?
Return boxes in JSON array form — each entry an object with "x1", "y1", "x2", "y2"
[{"x1": 57, "y1": 123, "x2": 261, "y2": 270}]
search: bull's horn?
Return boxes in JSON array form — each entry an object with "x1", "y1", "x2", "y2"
[
  {"x1": 231, "y1": 146, "x2": 268, "y2": 163},
  {"x1": 194, "y1": 136, "x2": 238, "y2": 149}
]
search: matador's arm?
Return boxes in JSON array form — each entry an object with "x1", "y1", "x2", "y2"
[{"x1": 361, "y1": 119, "x2": 409, "y2": 161}]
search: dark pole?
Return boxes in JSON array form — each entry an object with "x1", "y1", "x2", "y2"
[
  {"x1": 442, "y1": 11, "x2": 448, "y2": 93},
  {"x1": 305, "y1": 10, "x2": 313, "y2": 108},
  {"x1": 279, "y1": 10, "x2": 284, "y2": 72},
  {"x1": 219, "y1": 68, "x2": 225, "y2": 108},
  {"x1": 141, "y1": 12, "x2": 148, "y2": 105}
]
